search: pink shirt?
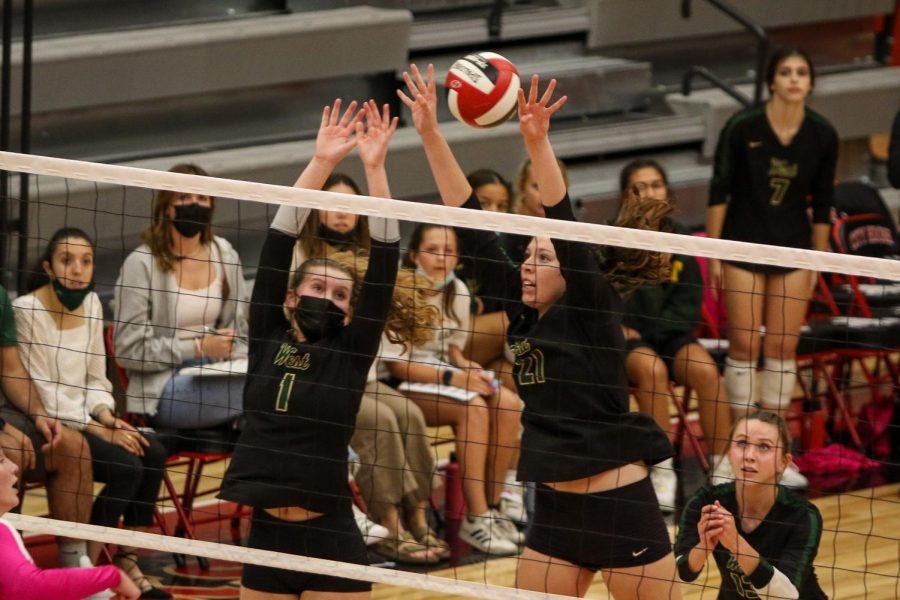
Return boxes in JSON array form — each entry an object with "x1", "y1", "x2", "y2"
[{"x1": 0, "y1": 519, "x2": 120, "y2": 599}]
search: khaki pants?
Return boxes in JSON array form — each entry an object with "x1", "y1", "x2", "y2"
[{"x1": 351, "y1": 382, "x2": 435, "y2": 522}]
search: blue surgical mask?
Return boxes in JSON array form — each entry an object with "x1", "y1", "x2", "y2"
[{"x1": 416, "y1": 266, "x2": 457, "y2": 291}]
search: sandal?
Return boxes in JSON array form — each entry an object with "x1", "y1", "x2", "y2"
[
  {"x1": 374, "y1": 531, "x2": 442, "y2": 565},
  {"x1": 113, "y1": 551, "x2": 172, "y2": 599},
  {"x1": 410, "y1": 526, "x2": 452, "y2": 560}
]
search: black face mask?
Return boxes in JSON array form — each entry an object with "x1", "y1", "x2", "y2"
[
  {"x1": 172, "y1": 203, "x2": 212, "y2": 238},
  {"x1": 317, "y1": 223, "x2": 357, "y2": 251},
  {"x1": 293, "y1": 296, "x2": 346, "y2": 343}
]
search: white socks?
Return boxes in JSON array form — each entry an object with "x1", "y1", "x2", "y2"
[
  {"x1": 726, "y1": 357, "x2": 797, "y2": 414},
  {"x1": 725, "y1": 357, "x2": 757, "y2": 414},
  {"x1": 58, "y1": 540, "x2": 88, "y2": 568},
  {"x1": 760, "y1": 358, "x2": 797, "y2": 410}
]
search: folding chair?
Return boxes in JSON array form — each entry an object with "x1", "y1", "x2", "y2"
[{"x1": 104, "y1": 325, "x2": 246, "y2": 569}]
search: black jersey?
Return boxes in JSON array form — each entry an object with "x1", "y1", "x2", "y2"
[
  {"x1": 456, "y1": 194, "x2": 672, "y2": 483},
  {"x1": 219, "y1": 229, "x2": 398, "y2": 513},
  {"x1": 709, "y1": 106, "x2": 838, "y2": 249},
  {"x1": 675, "y1": 483, "x2": 826, "y2": 600}
]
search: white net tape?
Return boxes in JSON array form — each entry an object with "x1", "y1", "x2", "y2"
[
  {"x1": 2, "y1": 150, "x2": 899, "y2": 281},
  {"x1": 3, "y1": 514, "x2": 576, "y2": 600}
]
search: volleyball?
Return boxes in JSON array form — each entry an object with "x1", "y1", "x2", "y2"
[{"x1": 445, "y1": 52, "x2": 520, "y2": 128}]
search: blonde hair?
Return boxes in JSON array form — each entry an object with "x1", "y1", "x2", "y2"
[
  {"x1": 289, "y1": 250, "x2": 438, "y2": 351},
  {"x1": 512, "y1": 157, "x2": 569, "y2": 215}
]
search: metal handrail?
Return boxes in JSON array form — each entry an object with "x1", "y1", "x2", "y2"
[
  {"x1": 682, "y1": 66, "x2": 752, "y2": 108},
  {"x1": 681, "y1": 0, "x2": 768, "y2": 105},
  {"x1": 487, "y1": 0, "x2": 505, "y2": 39}
]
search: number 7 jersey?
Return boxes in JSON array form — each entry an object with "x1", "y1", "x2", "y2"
[{"x1": 709, "y1": 105, "x2": 838, "y2": 250}]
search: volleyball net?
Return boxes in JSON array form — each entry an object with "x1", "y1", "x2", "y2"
[{"x1": 0, "y1": 150, "x2": 898, "y2": 598}]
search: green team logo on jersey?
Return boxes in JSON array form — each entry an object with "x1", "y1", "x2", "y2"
[
  {"x1": 510, "y1": 339, "x2": 546, "y2": 386},
  {"x1": 273, "y1": 343, "x2": 311, "y2": 370},
  {"x1": 767, "y1": 158, "x2": 798, "y2": 206}
]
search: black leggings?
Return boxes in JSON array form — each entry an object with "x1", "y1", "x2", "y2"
[{"x1": 85, "y1": 432, "x2": 167, "y2": 528}]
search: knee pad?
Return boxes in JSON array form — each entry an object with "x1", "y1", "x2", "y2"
[
  {"x1": 760, "y1": 358, "x2": 797, "y2": 410},
  {"x1": 725, "y1": 357, "x2": 757, "y2": 414}
]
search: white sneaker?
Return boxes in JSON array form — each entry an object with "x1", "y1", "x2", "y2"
[
  {"x1": 491, "y1": 507, "x2": 525, "y2": 545},
  {"x1": 459, "y1": 511, "x2": 519, "y2": 556},
  {"x1": 650, "y1": 458, "x2": 677, "y2": 513},
  {"x1": 779, "y1": 462, "x2": 808, "y2": 490},
  {"x1": 500, "y1": 490, "x2": 528, "y2": 526},
  {"x1": 709, "y1": 455, "x2": 735, "y2": 486},
  {"x1": 352, "y1": 505, "x2": 389, "y2": 546}
]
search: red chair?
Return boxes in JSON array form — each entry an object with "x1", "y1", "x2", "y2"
[{"x1": 104, "y1": 325, "x2": 246, "y2": 569}]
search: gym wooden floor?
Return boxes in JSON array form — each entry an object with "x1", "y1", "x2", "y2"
[
  {"x1": 369, "y1": 483, "x2": 900, "y2": 600},
  {"x1": 22, "y1": 466, "x2": 899, "y2": 599}
]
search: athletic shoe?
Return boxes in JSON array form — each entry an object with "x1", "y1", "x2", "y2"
[
  {"x1": 353, "y1": 505, "x2": 389, "y2": 546},
  {"x1": 459, "y1": 511, "x2": 519, "y2": 556},
  {"x1": 709, "y1": 455, "x2": 735, "y2": 486},
  {"x1": 491, "y1": 508, "x2": 525, "y2": 545},
  {"x1": 650, "y1": 458, "x2": 677, "y2": 513},
  {"x1": 500, "y1": 490, "x2": 528, "y2": 526},
  {"x1": 779, "y1": 462, "x2": 808, "y2": 490}
]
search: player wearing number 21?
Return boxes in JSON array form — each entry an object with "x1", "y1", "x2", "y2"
[
  {"x1": 400, "y1": 63, "x2": 680, "y2": 598},
  {"x1": 706, "y1": 48, "x2": 838, "y2": 429}
]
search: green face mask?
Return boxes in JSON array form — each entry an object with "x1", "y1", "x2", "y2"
[{"x1": 52, "y1": 278, "x2": 94, "y2": 311}]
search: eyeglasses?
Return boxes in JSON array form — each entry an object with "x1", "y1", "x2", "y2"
[{"x1": 731, "y1": 439, "x2": 777, "y2": 454}]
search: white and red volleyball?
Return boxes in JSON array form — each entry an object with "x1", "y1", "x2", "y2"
[{"x1": 445, "y1": 52, "x2": 520, "y2": 128}]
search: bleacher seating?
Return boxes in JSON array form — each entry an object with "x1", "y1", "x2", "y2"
[{"x1": 4, "y1": 0, "x2": 898, "y2": 294}]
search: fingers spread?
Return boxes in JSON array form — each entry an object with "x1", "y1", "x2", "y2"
[{"x1": 539, "y1": 78, "x2": 557, "y2": 105}]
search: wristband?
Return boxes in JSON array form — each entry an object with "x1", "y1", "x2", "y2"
[{"x1": 442, "y1": 369, "x2": 453, "y2": 386}]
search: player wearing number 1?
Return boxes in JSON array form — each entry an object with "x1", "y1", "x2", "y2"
[
  {"x1": 220, "y1": 99, "x2": 404, "y2": 599},
  {"x1": 706, "y1": 48, "x2": 838, "y2": 446}
]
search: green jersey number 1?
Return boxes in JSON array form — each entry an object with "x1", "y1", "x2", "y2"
[{"x1": 276, "y1": 372, "x2": 296, "y2": 412}]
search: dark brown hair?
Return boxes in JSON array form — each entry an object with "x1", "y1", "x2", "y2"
[
  {"x1": 618, "y1": 158, "x2": 670, "y2": 196},
  {"x1": 298, "y1": 173, "x2": 370, "y2": 260},
  {"x1": 467, "y1": 169, "x2": 512, "y2": 212},
  {"x1": 28, "y1": 227, "x2": 95, "y2": 292},
  {"x1": 141, "y1": 164, "x2": 216, "y2": 273},
  {"x1": 765, "y1": 47, "x2": 815, "y2": 92}
]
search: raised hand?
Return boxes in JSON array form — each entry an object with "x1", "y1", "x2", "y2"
[
  {"x1": 314, "y1": 99, "x2": 364, "y2": 166},
  {"x1": 357, "y1": 100, "x2": 399, "y2": 170},
  {"x1": 517, "y1": 75, "x2": 567, "y2": 146},
  {"x1": 397, "y1": 63, "x2": 440, "y2": 136}
]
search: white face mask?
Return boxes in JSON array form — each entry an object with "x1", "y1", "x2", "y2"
[{"x1": 415, "y1": 266, "x2": 457, "y2": 291}]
